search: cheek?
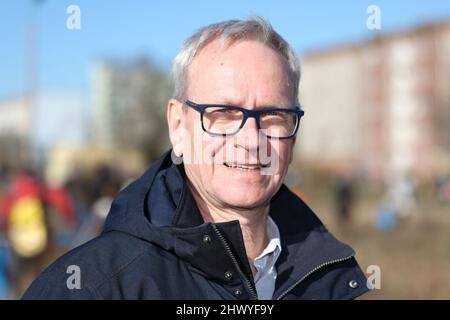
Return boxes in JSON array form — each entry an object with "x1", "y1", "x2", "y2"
[
  {"x1": 182, "y1": 115, "x2": 219, "y2": 165},
  {"x1": 280, "y1": 143, "x2": 294, "y2": 176},
  {"x1": 199, "y1": 137, "x2": 225, "y2": 166},
  {"x1": 260, "y1": 139, "x2": 293, "y2": 176},
  {"x1": 282, "y1": 141, "x2": 294, "y2": 166}
]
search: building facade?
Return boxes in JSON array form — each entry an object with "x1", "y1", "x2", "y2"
[{"x1": 297, "y1": 21, "x2": 450, "y2": 184}]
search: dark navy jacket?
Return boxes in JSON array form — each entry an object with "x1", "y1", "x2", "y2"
[{"x1": 23, "y1": 150, "x2": 369, "y2": 300}]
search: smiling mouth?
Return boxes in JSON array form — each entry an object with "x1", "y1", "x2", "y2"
[{"x1": 223, "y1": 162, "x2": 268, "y2": 171}]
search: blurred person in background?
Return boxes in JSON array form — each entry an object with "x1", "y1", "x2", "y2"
[
  {"x1": 3, "y1": 172, "x2": 50, "y2": 297},
  {"x1": 2, "y1": 170, "x2": 76, "y2": 297},
  {"x1": 23, "y1": 17, "x2": 368, "y2": 300},
  {"x1": 69, "y1": 165, "x2": 124, "y2": 248},
  {"x1": 333, "y1": 174, "x2": 354, "y2": 227},
  {"x1": 0, "y1": 238, "x2": 10, "y2": 300},
  {"x1": 388, "y1": 174, "x2": 417, "y2": 218},
  {"x1": 0, "y1": 166, "x2": 11, "y2": 299}
]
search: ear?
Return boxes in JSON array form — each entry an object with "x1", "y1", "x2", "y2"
[{"x1": 167, "y1": 98, "x2": 185, "y2": 157}]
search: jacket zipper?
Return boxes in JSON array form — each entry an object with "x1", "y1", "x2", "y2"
[
  {"x1": 212, "y1": 224, "x2": 258, "y2": 300},
  {"x1": 275, "y1": 254, "x2": 355, "y2": 300}
]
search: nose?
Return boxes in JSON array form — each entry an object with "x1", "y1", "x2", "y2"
[{"x1": 234, "y1": 117, "x2": 259, "y2": 153}]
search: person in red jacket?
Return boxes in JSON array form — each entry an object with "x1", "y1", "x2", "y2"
[{"x1": 3, "y1": 171, "x2": 76, "y2": 297}]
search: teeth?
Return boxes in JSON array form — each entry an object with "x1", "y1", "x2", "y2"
[{"x1": 224, "y1": 163, "x2": 260, "y2": 170}]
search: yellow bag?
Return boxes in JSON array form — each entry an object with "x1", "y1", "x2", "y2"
[{"x1": 8, "y1": 196, "x2": 48, "y2": 258}]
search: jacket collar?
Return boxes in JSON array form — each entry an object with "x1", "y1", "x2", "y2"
[{"x1": 103, "y1": 150, "x2": 355, "y2": 298}]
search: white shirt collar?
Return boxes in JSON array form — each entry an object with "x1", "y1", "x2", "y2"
[{"x1": 253, "y1": 216, "x2": 282, "y2": 282}]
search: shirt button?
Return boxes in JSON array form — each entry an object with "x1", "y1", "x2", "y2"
[
  {"x1": 202, "y1": 234, "x2": 211, "y2": 244},
  {"x1": 349, "y1": 280, "x2": 358, "y2": 289},
  {"x1": 233, "y1": 289, "x2": 242, "y2": 297},
  {"x1": 224, "y1": 271, "x2": 233, "y2": 281}
]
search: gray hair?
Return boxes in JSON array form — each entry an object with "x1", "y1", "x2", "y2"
[{"x1": 172, "y1": 16, "x2": 300, "y2": 104}]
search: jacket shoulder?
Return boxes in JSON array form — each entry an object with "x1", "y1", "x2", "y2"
[{"x1": 22, "y1": 231, "x2": 153, "y2": 299}]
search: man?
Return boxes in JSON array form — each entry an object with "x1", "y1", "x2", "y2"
[{"x1": 23, "y1": 17, "x2": 369, "y2": 300}]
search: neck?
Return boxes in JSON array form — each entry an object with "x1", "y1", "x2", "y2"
[{"x1": 187, "y1": 181, "x2": 269, "y2": 276}]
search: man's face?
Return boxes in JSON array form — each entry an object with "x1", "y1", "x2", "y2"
[{"x1": 177, "y1": 39, "x2": 296, "y2": 210}]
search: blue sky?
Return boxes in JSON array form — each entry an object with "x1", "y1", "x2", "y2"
[{"x1": 1, "y1": 0, "x2": 450, "y2": 100}]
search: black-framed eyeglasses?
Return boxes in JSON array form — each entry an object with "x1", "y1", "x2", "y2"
[{"x1": 184, "y1": 100, "x2": 305, "y2": 139}]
